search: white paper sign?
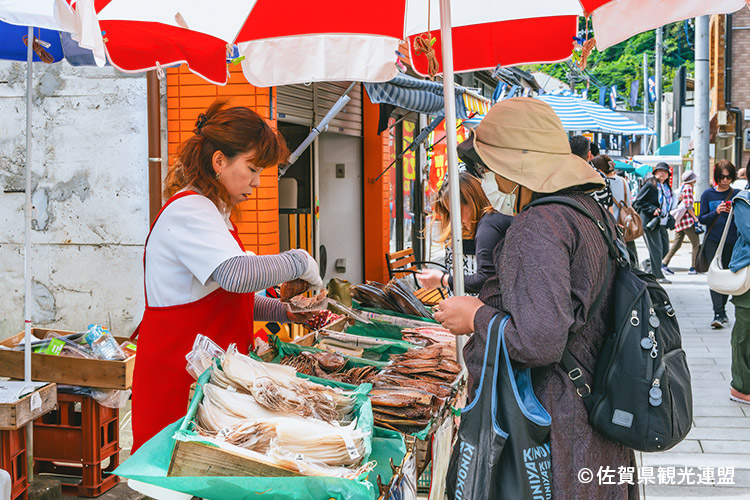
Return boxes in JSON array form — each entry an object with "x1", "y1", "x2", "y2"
[{"x1": 30, "y1": 392, "x2": 42, "y2": 411}]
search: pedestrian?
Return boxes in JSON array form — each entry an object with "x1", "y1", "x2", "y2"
[
  {"x1": 594, "y1": 154, "x2": 640, "y2": 265},
  {"x1": 732, "y1": 165, "x2": 748, "y2": 190},
  {"x1": 728, "y1": 190, "x2": 750, "y2": 403},
  {"x1": 435, "y1": 97, "x2": 637, "y2": 500},
  {"x1": 418, "y1": 172, "x2": 512, "y2": 294},
  {"x1": 662, "y1": 170, "x2": 701, "y2": 274},
  {"x1": 699, "y1": 160, "x2": 742, "y2": 328},
  {"x1": 130, "y1": 99, "x2": 323, "y2": 451},
  {"x1": 633, "y1": 163, "x2": 673, "y2": 283},
  {"x1": 571, "y1": 135, "x2": 614, "y2": 212}
]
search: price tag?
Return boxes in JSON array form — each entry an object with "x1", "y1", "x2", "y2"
[
  {"x1": 30, "y1": 392, "x2": 42, "y2": 411},
  {"x1": 341, "y1": 433, "x2": 360, "y2": 460}
]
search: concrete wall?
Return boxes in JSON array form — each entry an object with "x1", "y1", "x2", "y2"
[{"x1": 0, "y1": 61, "x2": 150, "y2": 340}]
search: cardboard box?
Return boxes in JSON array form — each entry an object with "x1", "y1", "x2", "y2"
[
  {"x1": 0, "y1": 382, "x2": 57, "y2": 430},
  {"x1": 0, "y1": 329, "x2": 135, "y2": 390}
]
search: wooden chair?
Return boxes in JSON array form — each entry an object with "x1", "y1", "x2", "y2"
[{"x1": 385, "y1": 248, "x2": 449, "y2": 307}]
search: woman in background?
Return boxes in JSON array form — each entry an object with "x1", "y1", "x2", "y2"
[{"x1": 418, "y1": 172, "x2": 512, "y2": 294}]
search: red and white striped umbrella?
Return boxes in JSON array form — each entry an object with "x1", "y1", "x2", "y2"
[{"x1": 58, "y1": 0, "x2": 748, "y2": 86}]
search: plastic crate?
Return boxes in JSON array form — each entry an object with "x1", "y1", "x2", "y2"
[
  {"x1": 33, "y1": 393, "x2": 120, "y2": 497},
  {"x1": 0, "y1": 427, "x2": 29, "y2": 500}
]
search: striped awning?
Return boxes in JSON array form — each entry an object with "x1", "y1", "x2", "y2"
[
  {"x1": 364, "y1": 73, "x2": 490, "y2": 120},
  {"x1": 536, "y1": 93, "x2": 655, "y2": 135}
]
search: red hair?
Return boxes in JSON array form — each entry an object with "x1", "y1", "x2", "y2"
[{"x1": 165, "y1": 99, "x2": 289, "y2": 210}]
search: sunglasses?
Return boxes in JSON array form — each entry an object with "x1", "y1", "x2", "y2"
[{"x1": 716, "y1": 173, "x2": 733, "y2": 181}]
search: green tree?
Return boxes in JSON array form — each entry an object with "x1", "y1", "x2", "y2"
[{"x1": 524, "y1": 21, "x2": 695, "y2": 110}]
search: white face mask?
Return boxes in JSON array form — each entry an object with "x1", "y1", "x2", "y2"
[{"x1": 482, "y1": 174, "x2": 518, "y2": 216}]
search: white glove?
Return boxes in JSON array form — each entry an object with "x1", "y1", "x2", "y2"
[{"x1": 292, "y1": 249, "x2": 323, "y2": 291}]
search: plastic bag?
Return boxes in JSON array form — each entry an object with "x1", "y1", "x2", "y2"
[{"x1": 186, "y1": 334, "x2": 225, "y2": 380}]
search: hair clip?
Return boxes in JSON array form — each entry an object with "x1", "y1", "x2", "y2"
[{"x1": 195, "y1": 113, "x2": 208, "y2": 133}]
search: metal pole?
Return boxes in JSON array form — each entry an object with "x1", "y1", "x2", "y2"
[
  {"x1": 24, "y1": 25, "x2": 34, "y2": 482},
  {"x1": 439, "y1": 0, "x2": 466, "y2": 368},
  {"x1": 695, "y1": 16, "x2": 711, "y2": 196},
  {"x1": 655, "y1": 26, "x2": 663, "y2": 149},
  {"x1": 147, "y1": 71, "x2": 162, "y2": 224},
  {"x1": 642, "y1": 52, "x2": 648, "y2": 155}
]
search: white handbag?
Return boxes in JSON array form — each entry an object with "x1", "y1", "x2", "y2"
[{"x1": 707, "y1": 207, "x2": 750, "y2": 295}]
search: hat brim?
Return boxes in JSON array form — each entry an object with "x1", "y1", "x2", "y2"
[{"x1": 474, "y1": 140, "x2": 605, "y2": 194}]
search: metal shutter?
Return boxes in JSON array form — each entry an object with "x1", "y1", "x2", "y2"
[
  {"x1": 276, "y1": 84, "x2": 314, "y2": 126},
  {"x1": 314, "y1": 82, "x2": 362, "y2": 137}
]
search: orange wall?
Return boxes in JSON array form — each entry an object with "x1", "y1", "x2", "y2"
[
  {"x1": 362, "y1": 88, "x2": 392, "y2": 283},
  {"x1": 166, "y1": 65, "x2": 279, "y2": 255}
]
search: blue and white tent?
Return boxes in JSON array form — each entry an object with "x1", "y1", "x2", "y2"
[
  {"x1": 536, "y1": 92, "x2": 654, "y2": 135},
  {"x1": 364, "y1": 73, "x2": 490, "y2": 120}
]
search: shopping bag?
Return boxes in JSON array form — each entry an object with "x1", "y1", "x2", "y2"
[{"x1": 446, "y1": 315, "x2": 552, "y2": 500}]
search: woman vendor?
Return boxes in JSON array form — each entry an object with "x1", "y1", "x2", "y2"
[
  {"x1": 435, "y1": 98, "x2": 638, "y2": 499},
  {"x1": 131, "y1": 99, "x2": 322, "y2": 451}
]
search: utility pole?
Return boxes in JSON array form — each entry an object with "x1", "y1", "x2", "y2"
[
  {"x1": 643, "y1": 52, "x2": 649, "y2": 154},
  {"x1": 655, "y1": 26, "x2": 663, "y2": 149},
  {"x1": 694, "y1": 16, "x2": 710, "y2": 196}
]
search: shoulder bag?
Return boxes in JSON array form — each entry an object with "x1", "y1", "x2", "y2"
[
  {"x1": 695, "y1": 190, "x2": 734, "y2": 273},
  {"x1": 612, "y1": 178, "x2": 643, "y2": 242},
  {"x1": 446, "y1": 315, "x2": 552, "y2": 500},
  {"x1": 707, "y1": 207, "x2": 750, "y2": 295}
]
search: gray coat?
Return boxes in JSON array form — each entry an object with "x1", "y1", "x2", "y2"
[{"x1": 467, "y1": 192, "x2": 638, "y2": 500}]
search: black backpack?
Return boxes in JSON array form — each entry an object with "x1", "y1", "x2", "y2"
[{"x1": 527, "y1": 196, "x2": 693, "y2": 452}]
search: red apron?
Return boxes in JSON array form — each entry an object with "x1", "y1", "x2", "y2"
[{"x1": 130, "y1": 191, "x2": 255, "y2": 452}]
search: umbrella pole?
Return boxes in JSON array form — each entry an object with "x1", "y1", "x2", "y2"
[
  {"x1": 439, "y1": 0, "x2": 466, "y2": 368},
  {"x1": 24, "y1": 25, "x2": 34, "y2": 482}
]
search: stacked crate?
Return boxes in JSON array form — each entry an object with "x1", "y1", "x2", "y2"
[
  {"x1": 34, "y1": 393, "x2": 120, "y2": 497},
  {"x1": 0, "y1": 427, "x2": 29, "y2": 500}
]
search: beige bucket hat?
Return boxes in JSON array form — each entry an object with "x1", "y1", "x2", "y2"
[{"x1": 472, "y1": 97, "x2": 605, "y2": 193}]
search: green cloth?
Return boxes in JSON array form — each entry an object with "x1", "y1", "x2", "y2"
[
  {"x1": 114, "y1": 420, "x2": 405, "y2": 500},
  {"x1": 114, "y1": 368, "x2": 406, "y2": 500},
  {"x1": 731, "y1": 290, "x2": 750, "y2": 394}
]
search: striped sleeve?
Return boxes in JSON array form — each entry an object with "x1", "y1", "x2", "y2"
[{"x1": 212, "y1": 251, "x2": 306, "y2": 294}]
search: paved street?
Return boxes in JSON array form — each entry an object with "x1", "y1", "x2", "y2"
[{"x1": 635, "y1": 240, "x2": 750, "y2": 500}]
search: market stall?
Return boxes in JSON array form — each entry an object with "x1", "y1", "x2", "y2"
[{"x1": 111, "y1": 277, "x2": 458, "y2": 500}]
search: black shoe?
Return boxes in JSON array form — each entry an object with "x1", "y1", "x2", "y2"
[
  {"x1": 712, "y1": 315, "x2": 724, "y2": 329},
  {"x1": 721, "y1": 314, "x2": 730, "y2": 324}
]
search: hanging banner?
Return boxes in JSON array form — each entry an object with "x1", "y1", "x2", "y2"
[
  {"x1": 426, "y1": 119, "x2": 470, "y2": 197},
  {"x1": 648, "y1": 77, "x2": 656, "y2": 103},
  {"x1": 610, "y1": 85, "x2": 618, "y2": 110},
  {"x1": 629, "y1": 80, "x2": 640, "y2": 108}
]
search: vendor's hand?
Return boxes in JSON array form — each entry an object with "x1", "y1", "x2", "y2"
[
  {"x1": 653, "y1": 209, "x2": 660, "y2": 216},
  {"x1": 286, "y1": 310, "x2": 316, "y2": 324},
  {"x1": 434, "y1": 296, "x2": 484, "y2": 336},
  {"x1": 292, "y1": 249, "x2": 324, "y2": 291},
  {"x1": 416, "y1": 268, "x2": 445, "y2": 289}
]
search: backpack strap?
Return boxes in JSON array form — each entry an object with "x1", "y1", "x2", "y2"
[{"x1": 524, "y1": 195, "x2": 619, "y2": 407}]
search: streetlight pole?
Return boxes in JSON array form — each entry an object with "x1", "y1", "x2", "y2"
[
  {"x1": 655, "y1": 26, "x2": 663, "y2": 149},
  {"x1": 642, "y1": 52, "x2": 649, "y2": 154},
  {"x1": 694, "y1": 16, "x2": 710, "y2": 196}
]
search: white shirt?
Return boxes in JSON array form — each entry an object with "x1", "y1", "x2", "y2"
[{"x1": 145, "y1": 193, "x2": 245, "y2": 307}]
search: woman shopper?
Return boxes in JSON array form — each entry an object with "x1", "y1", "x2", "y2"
[
  {"x1": 634, "y1": 163, "x2": 672, "y2": 283},
  {"x1": 728, "y1": 190, "x2": 750, "y2": 403},
  {"x1": 662, "y1": 170, "x2": 701, "y2": 274},
  {"x1": 417, "y1": 172, "x2": 512, "y2": 294},
  {"x1": 131, "y1": 99, "x2": 323, "y2": 451},
  {"x1": 594, "y1": 154, "x2": 639, "y2": 266},
  {"x1": 699, "y1": 160, "x2": 742, "y2": 328},
  {"x1": 434, "y1": 98, "x2": 637, "y2": 500}
]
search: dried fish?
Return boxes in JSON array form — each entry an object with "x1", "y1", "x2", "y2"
[
  {"x1": 368, "y1": 387, "x2": 436, "y2": 408},
  {"x1": 280, "y1": 279, "x2": 310, "y2": 302}
]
